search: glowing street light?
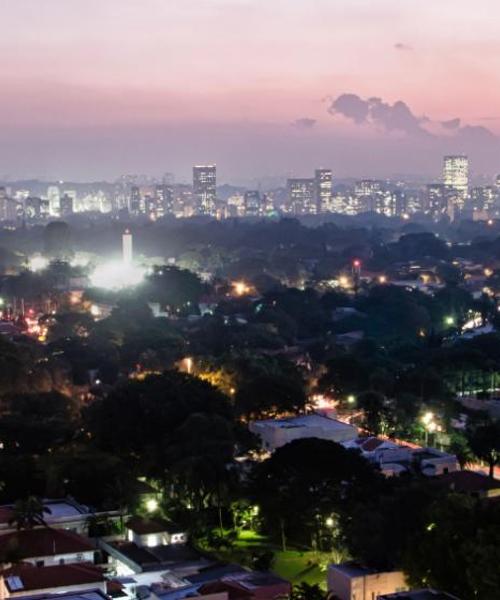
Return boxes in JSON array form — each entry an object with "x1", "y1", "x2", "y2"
[
  {"x1": 145, "y1": 498, "x2": 158, "y2": 513},
  {"x1": 232, "y1": 281, "x2": 250, "y2": 296},
  {"x1": 444, "y1": 316, "x2": 455, "y2": 326},
  {"x1": 347, "y1": 394, "x2": 356, "y2": 405}
]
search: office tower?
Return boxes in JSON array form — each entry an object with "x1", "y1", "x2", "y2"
[
  {"x1": 24, "y1": 196, "x2": 42, "y2": 220},
  {"x1": 426, "y1": 184, "x2": 449, "y2": 220},
  {"x1": 244, "y1": 190, "x2": 261, "y2": 217},
  {"x1": 287, "y1": 178, "x2": 316, "y2": 214},
  {"x1": 129, "y1": 185, "x2": 141, "y2": 215},
  {"x1": 193, "y1": 165, "x2": 216, "y2": 215},
  {"x1": 155, "y1": 184, "x2": 174, "y2": 218},
  {"x1": 471, "y1": 186, "x2": 496, "y2": 212},
  {"x1": 315, "y1": 169, "x2": 332, "y2": 213},
  {"x1": 47, "y1": 185, "x2": 60, "y2": 217},
  {"x1": 122, "y1": 229, "x2": 133, "y2": 264},
  {"x1": 443, "y1": 155, "x2": 468, "y2": 210},
  {"x1": 60, "y1": 193, "x2": 74, "y2": 217},
  {"x1": 354, "y1": 180, "x2": 383, "y2": 213}
]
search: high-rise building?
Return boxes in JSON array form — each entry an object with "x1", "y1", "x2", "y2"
[
  {"x1": 315, "y1": 169, "x2": 332, "y2": 213},
  {"x1": 155, "y1": 184, "x2": 174, "y2": 218},
  {"x1": 193, "y1": 165, "x2": 217, "y2": 215},
  {"x1": 426, "y1": 184, "x2": 449, "y2": 220},
  {"x1": 47, "y1": 185, "x2": 60, "y2": 217},
  {"x1": 60, "y1": 193, "x2": 74, "y2": 217},
  {"x1": 354, "y1": 180, "x2": 383, "y2": 213},
  {"x1": 122, "y1": 229, "x2": 133, "y2": 264},
  {"x1": 287, "y1": 178, "x2": 316, "y2": 214},
  {"x1": 129, "y1": 185, "x2": 141, "y2": 215},
  {"x1": 443, "y1": 155, "x2": 468, "y2": 210},
  {"x1": 244, "y1": 190, "x2": 261, "y2": 217}
]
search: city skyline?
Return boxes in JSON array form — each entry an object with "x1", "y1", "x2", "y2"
[{"x1": 2, "y1": 1, "x2": 500, "y2": 180}]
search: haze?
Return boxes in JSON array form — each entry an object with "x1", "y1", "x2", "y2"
[{"x1": 2, "y1": 0, "x2": 500, "y2": 181}]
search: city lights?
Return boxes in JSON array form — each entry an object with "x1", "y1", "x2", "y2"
[
  {"x1": 89, "y1": 260, "x2": 146, "y2": 290},
  {"x1": 28, "y1": 255, "x2": 49, "y2": 272},
  {"x1": 232, "y1": 281, "x2": 251, "y2": 296}
]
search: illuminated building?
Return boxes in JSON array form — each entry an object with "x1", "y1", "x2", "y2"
[
  {"x1": 47, "y1": 185, "x2": 60, "y2": 216},
  {"x1": 122, "y1": 229, "x2": 133, "y2": 265},
  {"x1": 193, "y1": 165, "x2": 216, "y2": 215},
  {"x1": 443, "y1": 155, "x2": 468, "y2": 210},
  {"x1": 155, "y1": 184, "x2": 174, "y2": 218},
  {"x1": 426, "y1": 183, "x2": 449, "y2": 220},
  {"x1": 24, "y1": 196, "x2": 42, "y2": 220},
  {"x1": 244, "y1": 190, "x2": 261, "y2": 216},
  {"x1": 287, "y1": 178, "x2": 316, "y2": 214},
  {"x1": 354, "y1": 180, "x2": 383, "y2": 213},
  {"x1": 470, "y1": 186, "x2": 496, "y2": 212},
  {"x1": 315, "y1": 169, "x2": 332, "y2": 213},
  {"x1": 129, "y1": 185, "x2": 141, "y2": 215},
  {"x1": 60, "y1": 193, "x2": 74, "y2": 217}
]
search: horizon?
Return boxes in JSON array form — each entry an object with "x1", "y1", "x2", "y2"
[{"x1": 2, "y1": 1, "x2": 500, "y2": 180}]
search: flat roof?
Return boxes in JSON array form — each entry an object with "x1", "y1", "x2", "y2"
[{"x1": 253, "y1": 414, "x2": 356, "y2": 431}]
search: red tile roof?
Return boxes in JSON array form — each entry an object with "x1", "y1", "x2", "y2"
[
  {"x1": 0, "y1": 528, "x2": 94, "y2": 559},
  {"x1": 1, "y1": 562, "x2": 104, "y2": 592}
]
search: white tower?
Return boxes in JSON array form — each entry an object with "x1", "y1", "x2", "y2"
[{"x1": 122, "y1": 229, "x2": 133, "y2": 265}]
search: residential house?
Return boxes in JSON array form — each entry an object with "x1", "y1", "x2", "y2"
[{"x1": 327, "y1": 562, "x2": 408, "y2": 600}]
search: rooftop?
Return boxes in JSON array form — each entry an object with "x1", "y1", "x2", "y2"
[
  {"x1": 252, "y1": 413, "x2": 356, "y2": 432},
  {"x1": 379, "y1": 590, "x2": 460, "y2": 600},
  {"x1": 9, "y1": 590, "x2": 109, "y2": 600},
  {"x1": 126, "y1": 516, "x2": 183, "y2": 535},
  {"x1": 0, "y1": 528, "x2": 94, "y2": 559},
  {"x1": 1, "y1": 563, "x2": 104, "y2": 593}
]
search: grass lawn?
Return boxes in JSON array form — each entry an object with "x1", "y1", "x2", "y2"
[{"x1": 224, "y1": 530, "x2": 328, "y2": 589}]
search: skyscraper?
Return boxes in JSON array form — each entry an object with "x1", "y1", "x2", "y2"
[
  {"x1": 244, "y1": 190, "x2": 261, "y2": 217},
  {"x1": 314, "y1": 169, "x2": 332, "y2": 213},
  {"x1": 443, "y1": 155, "x2": 469, "y2": 210},
  {"x1": 287, "y1": 178, "x2": 316, "y2": 214},
  {"x1": 193, "y1": 165, "x2": 217, "y2": 215}
]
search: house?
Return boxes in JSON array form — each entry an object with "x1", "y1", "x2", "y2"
[
  {"x1": 0, "y1": 528, "x2": 95, "y2": 567},
  {"x1": 5, "y1": 589, "x2": 110, "y2": 600},
  {"x1": 249, "y1": 413, "x2": 358, "y2": 452},
  {"x1": 0, "y1": 498, "x2": 121, "y2": 536},
  {"x1": 0, "y1": 563, "x2": 106, "y2": 597},
  {"x1": 412, "y1": 448, "x2": 458, "y2": 476},
  {"x1": 126, "y1": 517, "x2": 187, "y2": 547},
  {"x1": 378, "y1": 590, "x2": 460, "y2": 600},
  {"x1": 436, "y1": 470, "x2": 500, "y2": 499},
  {"x1": 327, "y1": 563, "x2": 408, "y2": 600}
]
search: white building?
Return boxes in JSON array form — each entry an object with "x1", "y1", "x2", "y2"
[
  {"x1": 327, "y1": 563, "x2": 408, "y2": 600},
  {"x1": 249, "y1": 413, "x2": 358, "y2": 452}
]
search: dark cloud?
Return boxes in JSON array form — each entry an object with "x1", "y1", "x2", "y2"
[
  {"x1": 328, "y1": 93, "x2": 498, "y2": 143},
  {"x1": 329, "y1": 93, "x2": 428, "y2": 135},
  {"x1": 394, "y1": 42, "x2": 413, "y2": 51},
  {"x1": 292, "y1": 117, "x2": 317, "y2": 129},
  {"x1": 441, "y1": 118, "x2": 461, "y2": 130}
]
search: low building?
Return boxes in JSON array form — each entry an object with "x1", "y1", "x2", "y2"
[
  {"x1": 5, "y1": 589, "x2": 110, "y2": 600},
  {"x1": 0, "y1": 563, "x2": 106, "y2": 597},
  {"x1": 0, "y1": 498, "x2": 121, "y2": 536},
  {"x1": 249, "y1": 413, "x2": 358, "y2": 451},
  {"x1": 413, "y1": 448, "x2": 458, "y2": 476},
  {"x1": 327, "y1": 563, "x2": 408, "y2": 600},
  {"x1": 126, "y1": 517, "x2": 187, "y2": 547},
  {"x1": 0, "y1": 528, "x2": 96, "y2": 567}
]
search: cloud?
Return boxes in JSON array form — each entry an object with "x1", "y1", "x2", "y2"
[
  {"x1": 328, "y1": 93, "x2": 498, "y2": 142},
  {"x1": 441, "y1": 118, "x2": 461, "y2": 130},
  {"x1": 394, "y1": 42, "x2": 412, "y2": 51},
  {"x1": 329, "y1": 93, "x2": 428, "y2": 135},
  {"x1": 292, "y1": 117, "x2": 316, "y2": 129}
]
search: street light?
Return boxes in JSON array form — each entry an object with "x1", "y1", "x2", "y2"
[
  {"x1": 347, "y1": 395, "x2": 356, "y2": 404},
  {"x1": 421, "y1": 411, "x2": 437, "y2": 445},
  {"x1": 444, "y1": 316, "x2": 455, "y2": 326}
]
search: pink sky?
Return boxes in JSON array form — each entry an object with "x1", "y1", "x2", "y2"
[{"x1": 1, "y1": 0, "x2": 500, "y2": 180}]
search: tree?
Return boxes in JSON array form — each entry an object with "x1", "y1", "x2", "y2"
[
  {"x1": 403, "y1": 494, "x2": 500, "y2": 599},
  {"x1": 9, "y1": 496, "x2": 51, "y2": 530},
  {"x1": 290, "y1": 583, "x2": 325, "y2": 600},
  {"x1": 466, "y1": 418, "x2": 500, "y2": 477},
  {"x1": 357, "y1": 391, "x2": 391, "y2": 436},
  {"x1": 252, "y1": 438, "x2": 382, "y2": 549}
]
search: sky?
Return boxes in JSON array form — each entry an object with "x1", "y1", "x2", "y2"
[{"x1": 1, "y1": 0, "x2": 500, "y2": 182}]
